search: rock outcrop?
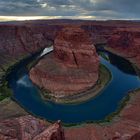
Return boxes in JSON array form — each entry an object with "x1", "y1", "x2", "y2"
[
  {"x1": 0, "y1": 25, "x2": 51, "y2": 58},
  {"x1": 54, "y1": 27, "x2": 99, "y2": 71},
  {"x1": 130, "y1": 132, "x2": 140, "y2": 140},
  {"x1": 0, "y1": 25, "x2": 52, "y2": 86},
  {"x1": 30, "y1": 27, "x2": 99, "y2": 98},
  {"x1": 107, "y1": 29, "x2": 140, "y2": 68},
  {"x1": 0, "y1": 115, "x2": 65, "y2": 140}
]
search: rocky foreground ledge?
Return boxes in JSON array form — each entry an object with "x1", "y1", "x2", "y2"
[
  {"x1": 0, "y1": 115, "x2": 65, "y2": 140},
  {"x1": 30, "y1": 27, "x2": 99, "y2": 100}
]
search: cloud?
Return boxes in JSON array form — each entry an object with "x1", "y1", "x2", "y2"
[{"x1": 0, "y1": 0, "x2": 139, "y2": 19}]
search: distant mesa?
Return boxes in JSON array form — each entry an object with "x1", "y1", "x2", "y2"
[{"x1": 30, "y1": 27, "x2": 99, "y2": 100}]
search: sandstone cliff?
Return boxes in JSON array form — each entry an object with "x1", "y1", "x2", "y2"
[
  {"x1": 0, "y1": 115, "x2": 65, "y2": 140},
  {"x1": 107, "y1": 29, "x2": 140, "y2": 67},
  {"x1": 54, "y1": 27, "x2": 99, "y2": 71},
  {"x1": 0, "y1": 24, "x2": 53, "y2": 86},
  {"x1": 30, "y1": 27, "x2": 99, "y2": 97}
]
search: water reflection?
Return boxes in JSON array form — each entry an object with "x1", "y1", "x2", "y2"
[
  {"x1": 108, "y1": 52, "x2": 136, "y2": 75},
  {"x1": 98, "y1": 51, "x2": 136, "y2": 75}
]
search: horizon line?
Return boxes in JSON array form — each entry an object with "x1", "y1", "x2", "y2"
[{"x1": 0, "y1": 16, "x2": 140, "y2": 22}]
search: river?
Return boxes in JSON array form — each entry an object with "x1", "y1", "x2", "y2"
[{"x1": 7, "y1": 47, "x2": 140, "y2": 124}]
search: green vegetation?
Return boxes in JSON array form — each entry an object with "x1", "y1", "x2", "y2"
[
  {"x1": 102, "y1": 88, "x2": 140, "y2": 123},
  {"x1": 98, "y1": 51, "x2": 109, "y2": 61},
  {"x1": 0, "y1": 81, "x2": 12, "y2": 101},
  {"x1": 132, "y1": 63, "x2": 140, "y2": 79},
  {"x1": 42, "y1": 89, "x2": 52, "y2": 100},
  {"x1": 103, "y1": 95, "x2": 130, "y2": 123},
  {"x1": 26, "y1": 58, "x2": 38, "y2": 70},
  {"x1": 0, "y1": 49, "x2": 45, "y2": 102},
  {"x1": 98, "y1": 64, "x2": 112, "y2": 86},
  {"x1": 0, "y1": 55, "x2": 29, "y2": 102}
]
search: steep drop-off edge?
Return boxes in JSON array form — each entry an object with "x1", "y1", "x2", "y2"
[
  {"x1": 0, "y1": 49, "x2": 44, "y2": 101},
  {"x1": 0, "y1": 49, "x2": 65, "y2": 140},
  {"x1": 41, "y1": 64, "x2": 111, "y2": 104},
  {"x1": 0, "y1": 115, "x2": 65, "y2": 140}
]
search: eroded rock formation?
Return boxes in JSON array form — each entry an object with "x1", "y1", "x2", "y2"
[
  {"x1": 107, "y1": 29, "x2": 140, "y2": 68},
  {"x1": 54, "y1": 27, "x2": 99, "y2": 71},
  {"x1": 130, "y1": 132, "x2": 140, "y2": 140},
  {"x1": 0, "y1": 25, "x2": 53, "y2": 86},
  {"x1": 0, "y1": 25, "x2": 52, "y2": 58},
  {"x1": 0, "y1": 115, "x2": 65, "y2": 140},
  {"x1": 30, "y1": 27, "x2": 99, "y2": 97}
]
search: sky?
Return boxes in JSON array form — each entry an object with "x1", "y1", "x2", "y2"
[{"x1": 0, "y1": 0, "x2": 139, "y2": 21}]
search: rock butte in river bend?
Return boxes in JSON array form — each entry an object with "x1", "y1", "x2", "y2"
[{"x1": 30, "y1": 27, "x2": 99, "y2": 96}]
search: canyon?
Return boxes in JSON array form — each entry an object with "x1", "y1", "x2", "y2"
[{"x1": 0, "y1": 20, "x2": 140, "y2": 140}]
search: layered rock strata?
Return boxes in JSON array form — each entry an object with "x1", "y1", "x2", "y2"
[
  {"x1": 0, "y1": 25, "x2": 52, "y2": 86},
  {"x1": 0, "y1": 115, "x2": 65, "y2": 140},
  {"x1": 107, "y1": 28, "x2": 140, "y2": 68},
  {"x1": 30, "y1": 27, "x2": 99, "y2": 97},
  {"x1": 1, "y1": 20, "x2": 140, "y2": 140}
]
